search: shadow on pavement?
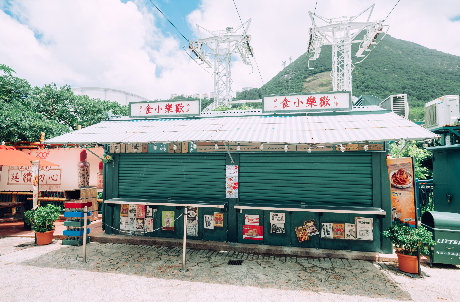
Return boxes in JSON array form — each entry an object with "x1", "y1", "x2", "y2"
[{"x1": 21, "y1": 242, "x2": 412, "y2": 300}]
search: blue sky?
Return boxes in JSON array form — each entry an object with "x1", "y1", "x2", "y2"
[
  {"x1": 1, "y1": 0, "x2": 460, "y2": 101},
  {"x1": 135, "y1": 0, "x2": 200, "y2": 45}
]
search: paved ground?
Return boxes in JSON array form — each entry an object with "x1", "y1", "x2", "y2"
[{"x1": 1, "y1": 237, "x2": 459, "y2": 302}]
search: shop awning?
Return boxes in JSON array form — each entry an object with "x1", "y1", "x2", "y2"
[
  {"x1": 0, "y1": 146, "x2": 59, "y2": 166},
  {"x1": 44, "y1": 111, "x2": 437, "y2": 145}
]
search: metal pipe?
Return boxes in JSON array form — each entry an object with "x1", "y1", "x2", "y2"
[
  {"x1": 182, "y1": 207, "x2": 187, "y2": 272},
  {"x1": 83, "y1": 206, "x2": 87, "y2": 263}
]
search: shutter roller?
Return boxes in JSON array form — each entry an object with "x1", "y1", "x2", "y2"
[
  {"x1": 118, "y1": 154, "x2": 226, "y2": 201},
  {"x1": 239, "y1": 153, "x2": 373, "y2": 207}
]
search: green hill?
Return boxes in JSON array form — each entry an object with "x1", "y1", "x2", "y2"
[{"x1": 236, "y1": 35, "x2": 460, "y2": 121}]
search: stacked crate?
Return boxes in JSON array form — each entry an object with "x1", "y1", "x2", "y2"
[
  {"x1": 62, "y1": 190, "x2": 91, "y2": 246},
  {"x1": 80, "y1": 187, "x2": 98, "y2": 221}
]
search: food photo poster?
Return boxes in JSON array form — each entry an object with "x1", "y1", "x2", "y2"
[{"x1": 387, "y1": 157, "x2": 416, "y2": 227}]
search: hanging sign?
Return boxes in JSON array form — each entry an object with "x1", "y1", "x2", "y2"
[
  {"x1": 186, "y1": 206, "x2": 199, "y2": 237},
  {"x1": 226, "y1": 165, "x2": 238, "y2": 198},
  {"x1": 263, "y1": 92, "x2": 351, "y2": 113},
  {"x1": 129, "y1": 100, "x2": 201, "y2": 118},
  {"x1": 387, "y1": 157, "x2": 416, "y2": 227}
]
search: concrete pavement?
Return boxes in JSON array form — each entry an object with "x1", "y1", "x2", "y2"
[{"x1": 0, "y1": 236, "x2": 459, "y2": 301}]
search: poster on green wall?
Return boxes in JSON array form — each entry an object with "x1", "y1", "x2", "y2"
[{"x1": 162, "y1": 211, "x2": 175, "y2": 231}]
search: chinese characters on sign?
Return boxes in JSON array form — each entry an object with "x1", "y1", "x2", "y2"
[
  {"x1": 130, "y1": 100, "x2": 200, "y2": 117},
  {"x1": 7, "y1": 166, "x2": 61, "y2": 186},
  {"x1": 263, "y1": 92, "x2": 351, "y2": 113}
]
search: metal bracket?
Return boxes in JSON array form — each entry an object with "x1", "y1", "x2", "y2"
[
  {"x1": 83, "y1": 146, "x2": 105, "y2": 161},
  {"x1": 223, "y1": 141, "x2": 234, "y2": 163}
]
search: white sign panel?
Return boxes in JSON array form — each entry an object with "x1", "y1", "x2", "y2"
[
  {"x1": 130, "y1": 100, "x2": 200, "y2": 118},
  {"x1": 263, "y1": 92, "x2": 351, "y2": 113}
]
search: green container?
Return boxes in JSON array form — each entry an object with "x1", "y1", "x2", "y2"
[{"x1": 421, "y1": 211, "x2": 460, "y2": 265}]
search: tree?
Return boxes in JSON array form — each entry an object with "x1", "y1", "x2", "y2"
[
  {"x1": 389, "y1": 140, "x2": 432, "y2": 179},
  {"x1": 0, "y1": 64, "x2": 128, "y2": 143}
]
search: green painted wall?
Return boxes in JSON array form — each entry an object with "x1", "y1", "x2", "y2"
[
  {"x1": 102, "y1": 148, "x2": 392, "y2": 253},
  {"x1": 432, "y1": 147, "x2": 460, "y2": 213}
]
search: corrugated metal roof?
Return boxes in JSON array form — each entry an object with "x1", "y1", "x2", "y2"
[{"x1": 44, "y1": 112, "x2": 437, "y2": 144}]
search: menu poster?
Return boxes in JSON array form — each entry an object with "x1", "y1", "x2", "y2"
[
  {"x1": 204, "y1": 215, "x2": 214, "y2": 229},
  {"x1": 269, "y1": 212, "x2": 285, "y2": 224},
  {"x1": 245, "y1": 214, "x2": 259, "y2": 225},
  {"x1": 321, "y1": 223, "x2": 333, "y2": 239},
  {"x1": 136, "y1": 218, "x2": 145, "y2": 231},
  {"x1": 356, "y1": 218, "x2": 373, "y2": 241},
  {"x1": 295, "y1": 226, "x2": 309, "y2": 242},
  {"x1": 304, "y1": 220, "x2": 319, "y2": 236},
  {"x1": 187, "y1": 206, "x2": 198, "y2": 237},
  {"x1": 145, "y1": 217, "x2": 154, "y2": 232},
  {"x1": 120, "y1": 217, "x2": 129, "y2": 231},
  {"x1": 270, "y1": 223, "x2": 285, "y2": 234},
  {"x1": 387, "y1": 157, "x2": 416, "y2": 227},
  {"x1": 162, "y1": 211, "x2": 175, "y2": 231},
  {"x1": 128, "y1": 217, "x2": 136, "y2": 231},
  {"x1": 146, "y1": 206, "x2": 154, "y2": 218},
  {"x1": 120, "y1": 204, "x2": 129, "y2": 217},
  {"x1": 345, "y1": 223, "x2": 357, "y2": 240},
  {"x1": 137, "y1": 204, "x2": 145, "y2": 218},
  {"x1": 214, "y1": 212, "x2": 224, "y2": 227},
  {"x1": 226, "y1": 165, "x2": 239, "y2": 198},
  {"x1": 333, "y1": 223, "x2": 345, "y2": 239},
  {"x1": 243, "y1": 225, "x2": 263, "y2": 240},
  {"x1": 226, "y1": 165, "x2": 238, "y2": 176},
  {"x1": 128, "y1": 204, "x2": 137, "y2": 218}
]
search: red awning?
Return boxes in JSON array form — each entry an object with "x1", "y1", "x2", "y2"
[{"x1": 0, "y1": 147, "x2": 59, "y2": 167}]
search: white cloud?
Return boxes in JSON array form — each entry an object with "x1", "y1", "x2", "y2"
[
  {"x1": 0, "y1": 0, "x2": 211, "y2": 100},
  {"x1": 1, "y1": 0, "x2": 459, "y2": 101}
]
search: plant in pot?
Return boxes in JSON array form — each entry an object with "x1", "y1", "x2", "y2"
[
  {"x1": 383, "y1": 220, "x2": 435, "y2": 274},
  {"x1": 24, "y1": 204, "x2": 61, "y2": 245}
]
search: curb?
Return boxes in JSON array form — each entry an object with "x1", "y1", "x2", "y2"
[{"x1": 89, "y1": 233, "x2": 398, "y2": 263}]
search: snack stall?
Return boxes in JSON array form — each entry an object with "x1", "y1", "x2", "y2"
[{"x1": 45, "y1": 92, "x2": 437, "y2": 253}]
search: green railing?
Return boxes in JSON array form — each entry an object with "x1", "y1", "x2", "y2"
[{"x1": 415, "y1": 179, "x2": 434, "y2": 218}]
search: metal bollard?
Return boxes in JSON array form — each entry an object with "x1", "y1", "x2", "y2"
[
  {"x1": 83, "y1": 206, "x2": 88, "y2": 263},
  {"x1": 182, "y1": 207, "x2": 187, "y2": 272}
]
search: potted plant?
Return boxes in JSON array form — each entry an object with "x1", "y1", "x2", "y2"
[
  {"x1": 383, "y1": 220, "x2": 435, "y2": 274},
  {"x1": 24, "y1": 204, "x2": 61, "y2": 245}
]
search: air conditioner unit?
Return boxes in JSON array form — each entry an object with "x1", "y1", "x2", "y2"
[
  {"x1": 380, "y1": 94, "x2": 409, "y2": 119},
  {"x1": 424, "y1": 95, "x2": 459, "y2": 130}
]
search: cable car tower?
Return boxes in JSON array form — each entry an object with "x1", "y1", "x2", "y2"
[
  {"x1": 307, "y1": 4, "x2": 388, "y2": 95},
  {"x1": 185, "y1": 19, "x2": 254, "y2": 111}
]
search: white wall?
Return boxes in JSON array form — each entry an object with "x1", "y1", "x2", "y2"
[{"x1": 0, "y1": 148, "x2": 104, "y2": 192}]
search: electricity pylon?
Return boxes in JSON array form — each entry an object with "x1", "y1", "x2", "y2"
[
  {"x1": 307, "y1": 4, "x2": 389, "y2": 95},
  {"x1": 185, "y1": 20, "x2": 254, "y2": 111}
]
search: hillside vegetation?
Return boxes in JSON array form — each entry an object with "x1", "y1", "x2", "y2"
[{"x1": 236, "y1": 35, "x2": 460, "y2": 121}]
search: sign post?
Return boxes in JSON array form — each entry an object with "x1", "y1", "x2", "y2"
[
  {"x1": 182, "y1": 207, "x2": 187, "y2": 272},
  {"x1": 83, "y1": 206, "x2": 88, "y2": 263},
  {"x1": 31, "y1": 160, "x2": 39, "y2": 209}
]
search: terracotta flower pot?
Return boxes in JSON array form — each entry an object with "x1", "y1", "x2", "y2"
[
  {"x1": 396, "y1": 252, "x2": 418, "y2": 274},
  {"x1": 36, "y1": 230, "x2": 54, "y2": 245}
]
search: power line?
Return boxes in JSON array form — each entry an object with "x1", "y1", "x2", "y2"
[
  {"x1": 232, "y1": 0, "x2": 264, "y2": 85},
  {"x1": 147, "y1": 0, "x2": 189, "y2": 42},
  {"x1": 383, "y1": 0, "x2": 401, "y2": 22},
  {"x1": 183, "y1": 49, "x2": 213, "y2": 78},
  {"x1": 146, "y1": 0, "x2": 213, "y2": 77}
]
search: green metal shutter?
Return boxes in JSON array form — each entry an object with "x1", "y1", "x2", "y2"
[
  {"x1": 239, "y1": 153, "x2": 373, "y2": 207},
  {"x1": 118, "y1": 154, "x2": 226, "y2": 201}
]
